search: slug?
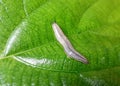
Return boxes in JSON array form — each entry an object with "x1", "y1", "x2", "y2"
[{"x1": 52, "y1": 22, "x2": 88, "y2": 64}]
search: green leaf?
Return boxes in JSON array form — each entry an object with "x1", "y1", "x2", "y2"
[{"x1": 0, "y1": 0, "x2": 120, "y2": 85}]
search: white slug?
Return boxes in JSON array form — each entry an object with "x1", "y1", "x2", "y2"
[{"x1": 52, "y1": 22, "x2": 88, "y2": 64}]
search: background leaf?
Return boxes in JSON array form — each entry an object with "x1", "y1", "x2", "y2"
[{"x1": 0, "y1": 0, "x2": 120, "y2": 86}]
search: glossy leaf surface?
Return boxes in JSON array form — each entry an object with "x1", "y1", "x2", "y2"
[{"x1": 0, "y1": 0, "x2": 120, "y2": 85}]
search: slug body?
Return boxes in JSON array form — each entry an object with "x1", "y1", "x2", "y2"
[{"x1": 52, "y1": 23, "x2": 88, "y2": 64}]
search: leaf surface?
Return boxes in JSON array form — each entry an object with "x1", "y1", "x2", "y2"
[{"x1": 0, "y1": 0, "x2": 120, "y2": 85}]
